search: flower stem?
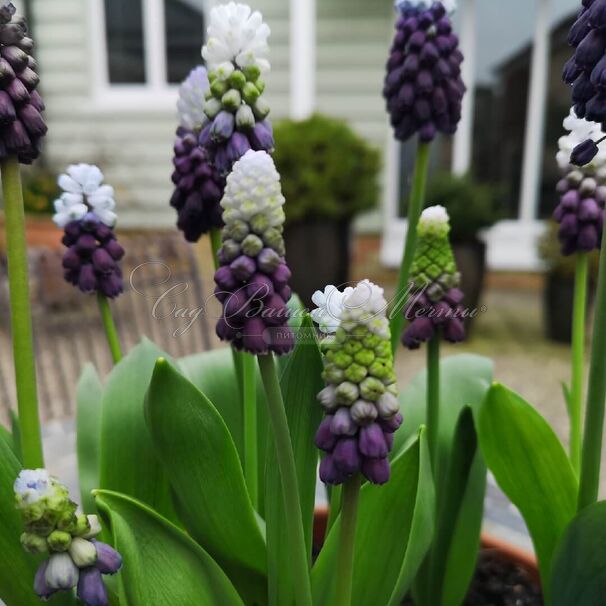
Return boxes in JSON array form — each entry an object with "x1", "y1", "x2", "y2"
[
  {"x1": 1, "y1": 156, "x2": 44, "y2": 468},
  {"x1": 427, "y1": 333, "x2": 441, "y2": 476},
  {"x1": 390, "y1": 142, "x2": 432, "y2": 354},
  {"x1": 570, "y1": 253, "x2": 588, "y2": 475},
  {"x1": 258, "y1": 354, "x2": 312, "y2": 606},
  {"x1": 334, "y1": 475, "x2": 361, "y2": 606},
  {"x1": 578, "y1": 229, "x2": 606, "y2": 510},
  {"x1": 210, "y1": 226, "x2": 222, "y2": 271},
  {"x1": 97, "y1": 294, "x2": 122, "y2": 364},
  {"x1": 242, "y1": 352, "x2": 258, "y2": 508},
  {"x1": 326, "y1": 484, "x2": 342, "y2": 539}
]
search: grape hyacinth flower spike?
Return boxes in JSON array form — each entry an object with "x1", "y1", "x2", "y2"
[
  {"x1": 171, "y1": 66, "x2": 225, "y2": 242},
  {"x1": 383, "y1": 0, "x2": 465, "y2": 142},
  {"x1": 214, "y1": 150, "x2": 294, "y2": 355},
  {"x1": 14, "y1": 469, "x2": 122, "y2": 606},
  {"x1": 53, "y1": 164, "x2": 125, "y2": 299},
  {"x1": 402, "y1": 205, "x2": 466, "y2": 349},
  {"x1": 199, "y1": 2, "x2": 274, "y2": 175},
  {"x1": 555, "y1": 109, "x2": 606, "y2": 254},
  {"x1": 313, "y1": 280, "x2": 402, "y2": 485},
  {"x1": 0, "y1": 0, "x2": 46, "y2": 163}
]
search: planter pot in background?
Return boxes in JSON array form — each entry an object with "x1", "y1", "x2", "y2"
[
  {"x1": 284, "y1": 219, "x2": 351, "y2": 308},
  {"x1": 452, "y1": 238, "x2": 487, "y2": 333}
]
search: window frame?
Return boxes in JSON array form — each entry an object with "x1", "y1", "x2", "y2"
[{"x1": 89, "y1": 0, "x2": 208, "y2": 112}]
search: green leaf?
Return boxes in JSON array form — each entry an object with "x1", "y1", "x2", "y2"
[
  {"x1": 265, "y1": 314, "x2": 323, "y2": 605},
  {"x1": 551, "y1": 501, "x2": 606, "y2": 605},
  {"x1": 77, "y1": 364, "x2": 103, "y2": 513},
  {"x1": 312, "y1": 430, "x2": 434, "y2": 606},
  {"x1": 146, "y1": 358, "x2": 267, "y2": 604},
  {"x1": 99, "y1": 338, "x2": 177, "y2": 523},
  {"x1": 0, "y1": 423, "x2": 18, "y2": 461},
  {"x1": 394, "y1": 354, "x2": 492, "y2": 604},
  {"x1": 561, "y1": 381, "x2": 573, "y2": 422},
  {"x1": 10, "y1": 410, "x2": 22, "y2": 462},
  {"x1": 95, "y1": 490, "x2": 243, "y2": 606},
  {"x1": 478, "y1": 383, "x2": 578, "y2": 596}
]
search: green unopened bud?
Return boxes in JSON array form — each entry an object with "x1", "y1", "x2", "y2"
[
  {"x1": 222, "y1": 89, "x2": 242, "y2": 112},
  {"x1": 226, "y1": 219, "x2": 250, "y2": 242},
  {"x1": 377, "y1": 392, "x2": 400, "y2": 419},
  {"x1": 215, "y1": 61, "x2": 235, "y2": 81},
  {"x1": 20, "y1": 501, "x2": 45, "y2": 524},
  {"x1": 369, "y1": 359, "x2": 391, "y2": 380},
  {"x1": 45, "y1": 552, "x2": 79, "y2": 590},
  {"x1": 263, "y1": 227, "x2": 285, "y2": 255},
  {"x1": 344, "y1": 363, "x2": 367, "y2": 383},
  {"x1": 228, "y1": 69, "x2": 247, "y2": 90},
  {"x1": 243, "y1": 64, "x2": 261, "y2": 81},
  {"x1": 343, "y1": 340, "x2": 362, "y2": 355},
  {"x1": 250, "y1": 213, "x2": 269, "y2": 234},
  {"x1": 335, "y1": 381, "x2": 359, "y2": 405},
  {"x1": 47, "y1": 530, "x2": 72, "y2": 552},
  {"x1": 204, "y1": 97, "x2": 222, "y2": 120},
  {"x1": 211, "y1": 78, "x2": 228, "y2": 98},
  {"x1": 252, "y1": 96, "x2": 270, "y2": 120},
  {"x1": 322, "y1": 364, "x2": 344, "y2": 384},
  {"x1": 221, "y1": 240, "x2": 241, "y2": 262},
  {"x1": 21, "y1": 532, "x2": 48, "y2": 554},
  {"x1": 333, "y1": 351, "x2": 353, "y2": 370},
  {"x1": 317, "y1": 385, "x2": 338, "y2": 412},
  {"x1": 335, "y1": 328, "x2": 348, "y2": 344},
  {"x1": 69, "y1": 537, "x2": 97, "y2": 568},
  {"x1": 82, "y1": 515, "x2": 102, "y2": 539},
  {"x1": 208, "y1": 70, "x2": 217, "y2": 83},
  {"x1": 350, "y1": 400, "x2": 378, "y2": 425},
  {"x1": 354, "y1": 349, "x2": 375, "y2": 367},
  {"x1": 73, "y1": 514, "x2": 91, "y2": 537},
  {"x1": 255, "y1": 78, "x2": 266, "y2": 94},
  {"x1": 56, "y1": 509, "x2": 77, "y2": 532},
  {"x1": 362, "y1": 334, "x2": 381, "y2": 350},
  {"x1": 374, "y1": 340, "x2": 391, "y2": 359},
  {"x1": 242, "y1": 234, "x2": 264, "y2": 257},
  {"x1": 359, "y1": 377, "x2": 385, "y2": 401},
  {"x1": 236, "y1": 104, "x2": 255, "y2": 129},
  {"x1": 242, "y1": 82, "x2": 261, "y2": 105}
]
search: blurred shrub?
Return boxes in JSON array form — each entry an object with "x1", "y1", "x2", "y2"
[
  {"x1": 273, "y1": 114, "x2": 380, "y2": 225},
  {"x1": 426, "y1": 172, "x2": 501, "y2": 242},
  {"x1": 22, "y1": 166, "x2": 58, "y2": 215}
]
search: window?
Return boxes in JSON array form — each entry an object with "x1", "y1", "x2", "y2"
[{"x1": 102, "y1": 0, "x2": 206, "y2": 88}]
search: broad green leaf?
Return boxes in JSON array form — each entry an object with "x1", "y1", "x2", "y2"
[
  {"x1": 265, "y1": 314, "x2": 323, "y2": 605},
  {"x1": 99, "y1": 338, "x2": 177, "y2": 523},
  {"x1": 395, "y1": 354, "x2": 492, "y2": 604},
  {"x1": 551, "y1": 501, "x2": 606, "y2": 605},
  {"x1": 312, "y1": 430, "x2": 434, "y2": 606},
  {"x1": 95, "y1": 490, "x2": 243, "y2": 606},
  {"x1": 0, "y1": 422, "x2": 18, "y2": 461},
  {"x1": 478, "y1": 383, "x2": 578, "y2": 596},
  {"x1": 10, "y1": 410, "x2": 22, "y2": 462},
  {"x1": 77, "y1": 364, "x2": 103, "y2": 513},
  {"x1": 0, "y1": 439, "x2": 75, "y2": 605},
  {"x1": 146, "y1": 359, "x2": 267, "y2": 604}
]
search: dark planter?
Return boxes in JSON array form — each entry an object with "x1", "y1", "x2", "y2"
[
  {"x1": 284, "y1": 219, "x2": 351, "y2": 308},
  {"x1": 452, "y1": 238, "x2": 487, "y2": 332},
  {"x1": 544, "y1": 273, "x2": 575, "y2": 344}
]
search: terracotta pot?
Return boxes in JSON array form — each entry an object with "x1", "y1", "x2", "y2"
[{"x1": 0, "y1": 215, "x2": 60, "y2": 252}]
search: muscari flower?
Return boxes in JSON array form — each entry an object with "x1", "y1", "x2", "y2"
[
  {"x1": 0, "y1": 1, "x2": 46, "y2": 163},
  {"x1": 554, "y1": 108, "x2": 606, "y2": 254},
  {"x1": 14, "y1": 469, "x2": 122, "y2": 606},
  {"x1": 402, "y1": 205, "x2": 466, "y2": 349},
  {"x1": 53, "y1": 164, "x2": 125, "y2": 298},
  {"x1": 214, "y1": 149, "x2": 294, "y2": 354},
  {"x1": 383, "y1": 0, "x2": 465, "y2": 143},
  {"x1": 312, "y1": 280, "x2": 402, "y2": 485},
  {"x1": 563, "y1": 0, "x2": 606, "y2": 165},
  {"x1": 199, "y1": 3, "x2": 274, "y2": 175},
  {"x1": 171, "y1": 66, "x2": 225, "y2": 242}
]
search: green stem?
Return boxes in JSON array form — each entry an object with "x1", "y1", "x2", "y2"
[
  {"x1": 326, "y1": 484, "x2": 342, "y2": 539},
  {"x1": 210, "y1": 226, "x2": 222, "y2": 271},
  {"x1": 334, "y1": 475, "x2": 361, "y2": 606},
  {"x1": 570, "y1": 253, "x2": 588, "y2": 475},
  {"x1": 578, "y1": 226, "x2": 606, "y2": 509},
  {"x1": 258, "y1": 354, "x2": 312, "y2": 605},
  {"x1": 427, "y1": 334, "x2": 441, "y2": 477},
  {"x1": 97, "y1": 294, "x2": 122, "y2": 364},
  {"x1": 242, "y1": 352, "x2": 258, "y2": 508},
  {"x1": 1, "y1": 156, "x2": 44, "y2": 468},
  {"x1": 389, "y1": 142, "x2": 432, "y2": 354}
]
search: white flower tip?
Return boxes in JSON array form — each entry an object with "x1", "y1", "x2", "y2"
[
  {"x1": 311, "y1": 285, "x2": 354, "y2": 333},
  {"x1": 177, "y1": 66, "x2": 210, "y2": 130},
  {"x1": 14, "y1": 469, "x2": 54, "y2": 505},
  {"x1": 420, "y1": 205, "x2": 450, "y2": 227},
  {"x1": 344, "y1": 279, "x2": 388, "y2": 318}
]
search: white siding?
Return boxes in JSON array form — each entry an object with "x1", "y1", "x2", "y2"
[{"x1": 31, "y1": 0, "x2": 392, "y2": 229}]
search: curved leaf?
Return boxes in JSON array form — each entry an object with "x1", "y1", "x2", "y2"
[
  {"x1": 478, "y1": 383, "x2": 578, "y2": 597},
  {"x1": 145, "y1": 359, "x2": 267, "y2": 604},
  {"x1": 77, "y1": 364, "x2": 103, "y2": 513},
  {"x1": 551, "y1": 501, "x2": 606, "y2": 605},
  {"x1": 95, "y1": 490, "x2": 243, "y2": 606},
  {"x1": 312, "y1": 429, "x2": 434, "y2": 606},
  {"x1": 99, "y1": 338, "x2": 177, "y2": 523},
  {"x1": 265, "y1": 315, "x2": 323, "y2": 605}
]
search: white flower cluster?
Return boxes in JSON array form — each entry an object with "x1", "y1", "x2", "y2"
[
  {"x1": 202, "y1": 3, "x2": 271, "y2": 73},
  {"x1": 14, "y1": 469, "x2": 54, "y2": 507},
  {"x1": 419, "y1": 205, "x2": 450, "y2": 230},
  {"x1": 53, "y1": 164, "x2": 116, "y2": 228},
  {"x1": 557, "y1": 108, "x2": 606, "y2": 177},
  {"x1": 177, "y1": 66, "x2": 210, "y2": 131},
  {"x1": 395, "y1": 0, "x2": 457, "y2": 14},
  {"x1": 221, "y1": 150, "x2": 284, "y2": 226},
  {"x1": 312, "y1": 280, "x2": 389, "y2": 337}
]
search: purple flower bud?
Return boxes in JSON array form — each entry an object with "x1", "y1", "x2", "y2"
[
  {"x1": 224, "y1": 288, "x2": 251, "y2": 319},
  {"x1": 92, "y1": 248, "x2": 116, "y2": 273},
  {"x1": 225, "y1": 132, "x2": 251, "y2": 169},
  {"x1": 246, "y1": 272, "x2": 274, "y2": 299},
  {"x1": 242, "y1": 316, "x2": 269, "y2": 354},
  {"x1": 249, "y1": 120, "x2": 275, "y2": 151},
  {"x1": 332, "y1": 437, "x2": 361, "y2": 474},
  {"x1": 19, "y1": 103, "x2": 46, "y2": 136},
  {"x1": 331, "y1": 407, "x2": 357, "y2": 436},
  {"x1": 93, "y1": 541, "x2": 122, "y2": 575},
  {"x1": 443, "y1": 318, "x2": 466, "y2": 343},
  {"x1": 359, "y1": 423, "x2": 388, "y2": 458},
  {"x1": 257, "y1": 248, "x2": 281, "y2": 273},
  {"x1": 215, "y1": 266, "x2": 238, "y2": 290},
  {"x1": 104, "y1": 239, "x2": 125, "y2": 260},
  {"x1": 315, "y1": 416, "x2": 337, "y2": 451},
  {"x1": 361, "y1": 457, "x2": 390, "y2": 485},
  {"x1": 320, "y1": 455, "x2": 345, "y2": 485},
  {"x1": 262, "y1": 293, "x2": 288, "y2": 326},
  {"x1": 78, "y1": 264, "x2": 98, "y2": 293},
  {"x1": 77, "y1": 568, "x2": 108, "y2": 606},
  {"x1": 444, "y1": 287, "x2": 464, "y2": 306},
  {"x1": 571, "y1": 139, "x2": 600, "y2": 166},
  {"x1": 579, "y1": 197, "x2": 601, "y2": 221},
  {"x1": 379, "y1": 412, "x2": 404, "y2": 434},
  {"x1": 270, "y1": 326, "x2": 295, "y2": 355},
  {"x1": 578, "y1": 223, "x2": 600, "y2": 250},
  {"x1": 34, "y1": 561, "x2": 56, "y2": 600},
  {"x1": 230, "y1": 255, "x2": 256, "y2": 281},
  {"x1": 402, "y1": 316, "x2": 434, "y2": 349},
  {"x1": 210, "y1": 111, "x2": 235, "y2": 142}
]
